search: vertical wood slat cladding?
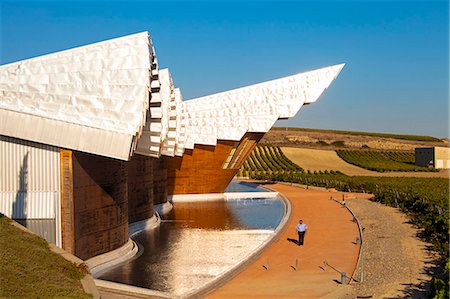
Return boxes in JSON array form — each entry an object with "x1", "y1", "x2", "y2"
[
  {"x1": 152, "y1": 156, "x2": 167, "y2": 205},
  {"x1": 127, "y1": 155, "x2": 154, "y2": 224},
  {"x1": 228, "y1": 133, "x2": 264, "y2": 170},
  {"x1": 72, "y1": 152, "x2": 129, "y2": 260},
  {"x1": 60, "y1": 149, "x2": 75, "y2": 254},
  {"x1": 166, "y1": 133, "x2": 265, "y2": 194}
]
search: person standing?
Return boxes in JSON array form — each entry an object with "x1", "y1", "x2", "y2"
[{"x1": 296, "y1": 219, "x2": 307, "y2": 246}]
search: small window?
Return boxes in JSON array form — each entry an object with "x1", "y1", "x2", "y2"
[
  {"x1": 230, "y1": 139, "x2": 250, "y2": 169},
  {"x1": 222, "y1": 143, "x2": 239, "y2": 169}
]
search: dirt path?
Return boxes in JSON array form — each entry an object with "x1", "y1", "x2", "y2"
[
  {"x1": 206, "y1": 183, "x2": 437, "y2": 298},
  {"x1": 206, "y1": 185, "x2": 371, "y2": 298},
  {"x1": 333, "y1": 198, "x2": 437, "y2": 299},
  {"x1": 281, "y1": 147, "x2": 449, "y2": 178}
]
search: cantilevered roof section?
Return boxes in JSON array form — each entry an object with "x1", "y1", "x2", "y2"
[
  {"x1": 135, "y1": 68, "x2": 182, "y2": 157},
  {"x1": 0, "y1": 32, "x2": 158, "y2": 160},
  {"x1": 0, "y1": 30, "x2": 344, "y2": 159},
  {"x1": 183, "y1": 64, "x2": 344, "y2": 149}
]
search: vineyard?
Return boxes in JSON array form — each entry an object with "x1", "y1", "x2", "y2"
[
  {"x1": 241, "y1": 145, "x2": 449, "y2": 297},
  {"x1": 240, "y1": 145, "x2": 303, "y2": 175},
  {"x1": 336, "y1": 150, "x2": 436, "y2": 172}
]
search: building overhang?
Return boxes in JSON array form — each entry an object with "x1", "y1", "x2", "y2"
[{"x1": 0, "y1": 32, "x2": 344, "y2": 160}]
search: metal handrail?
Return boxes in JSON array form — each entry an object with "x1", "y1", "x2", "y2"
[{"x1": 331, "y1": 196, "x2": 364, "y2": 284}]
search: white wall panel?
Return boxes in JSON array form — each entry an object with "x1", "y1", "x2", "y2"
[
  {"x1": 15, "y1": 219, "x2": 56, "y2": 244},
  {"x1": 0, "y1": 191, "x2": 57, "y2": 219},
  {"x1": 0, "y1": 136, "x2": 60, "y2": 220},
  {"x1": 0, "y1": 135, "x2": 60, "y2": 192}
]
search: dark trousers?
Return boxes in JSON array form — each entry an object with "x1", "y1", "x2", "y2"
[{"x1": 298, "y1": 231, "x2": 305, "y2": 245}]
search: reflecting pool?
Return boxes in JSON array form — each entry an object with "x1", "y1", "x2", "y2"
[
  {"x1": 99, "y1": 187, "x2": 284, "y2": 297},
  {"x1": 225, "y1": 180, "x2": 266, "y2": 193}
]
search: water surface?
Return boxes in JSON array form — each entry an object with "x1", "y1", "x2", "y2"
[
  {"x1": 225, "y1": 180, "x2": 266, "y2": 193},
  {"x1": 100, "y1": 193, "x2": 284, "y2": 296}
]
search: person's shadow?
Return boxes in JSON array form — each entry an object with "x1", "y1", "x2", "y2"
[{"x1": 287, "y1": 238, "x2": 299, "y2": 245}]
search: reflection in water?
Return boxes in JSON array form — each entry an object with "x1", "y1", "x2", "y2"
[
  {"x1": 100, "y1": 197, "x2": 284, "y2": 296},
  {"x1": 225, "y1": 180, "x2": 266, "y2": 193},
  {"x1": 172, "y1": 200, "x2": 239, "y2": 230}
]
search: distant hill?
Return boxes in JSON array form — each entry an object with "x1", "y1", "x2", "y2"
[
  {"x1": 271, "y1": 127, "x2": 444, "y2": 143},
  {"x1": 263, "y1": 127, "x2": 447, "y2": 151}
]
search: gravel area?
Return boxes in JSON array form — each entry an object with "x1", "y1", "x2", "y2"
[{"x1": 339, "y1": 198, "x2": 439, "y2": 299}]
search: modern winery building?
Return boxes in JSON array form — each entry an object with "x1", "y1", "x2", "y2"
[{"x1": 0, "y1": 32, "x2": 344, "y2": 261}]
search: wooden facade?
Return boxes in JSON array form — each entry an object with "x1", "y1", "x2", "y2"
[
  {"x1": 152, "y1": 157, "x2": 168, "y2": 205},
  {"x1": 59, "y1": 149, "x2": 75, "y2": 254},
  {"x1": 59, "y1": 150, "x2": 163, "y2": 260},
  {"x1": 127, "y1": 155, "x2": 155, "y2": 225},
  {"x1": 166, "y1": 133, "x2": 264, "y2": 194},
  {"x1": 72, "y1": 152, "x2": 129, "y2": 260},
  {"x1": 57, "y1": 132, "x2": 264, "y2": 259}
]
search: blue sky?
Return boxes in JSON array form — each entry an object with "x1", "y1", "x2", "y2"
[{"x1": 1, "y1": 1, "x2": 448, "y2": 137}]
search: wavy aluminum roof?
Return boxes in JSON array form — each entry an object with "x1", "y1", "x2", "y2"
[
  {"x1": 0, "y1": 32, "x2": 344, "y2": 160},
  {"x1": 0, "y1": 32, "x2": 156, "y2": 160},
  {"x1": 183, "y1": 64, "x2": 344, "y2": 149}
]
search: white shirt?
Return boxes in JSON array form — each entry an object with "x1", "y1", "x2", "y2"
[{"x1": 296, "y1": 223, "x2": 307, "y2": 232}]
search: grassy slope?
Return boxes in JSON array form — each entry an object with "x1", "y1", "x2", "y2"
[
  {"x1": 272, "y1": 127, "x2": 444, "y2": 143},
  {"x1": 0, "y1": 215, "x2": 90, "y2": 298}
]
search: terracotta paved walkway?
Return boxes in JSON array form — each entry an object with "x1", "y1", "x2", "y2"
[{"x1": 206, "y1": 183, "x2": 372, "y2": 298}]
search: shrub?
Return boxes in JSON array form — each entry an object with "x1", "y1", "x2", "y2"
[
  {"x1": 316, "y1": 140, "x2": 329, "y2": 146},
  {"x1": 331, "y1": 140, "x2": 345, "y2": 147}
]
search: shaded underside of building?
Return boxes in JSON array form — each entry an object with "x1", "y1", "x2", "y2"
[
  {"x1": 1, "y1": 132, "x2": 262, "y2": 259},
  {"x1": 166, "y1": 133, "x2": 264, "y2": 194}
]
